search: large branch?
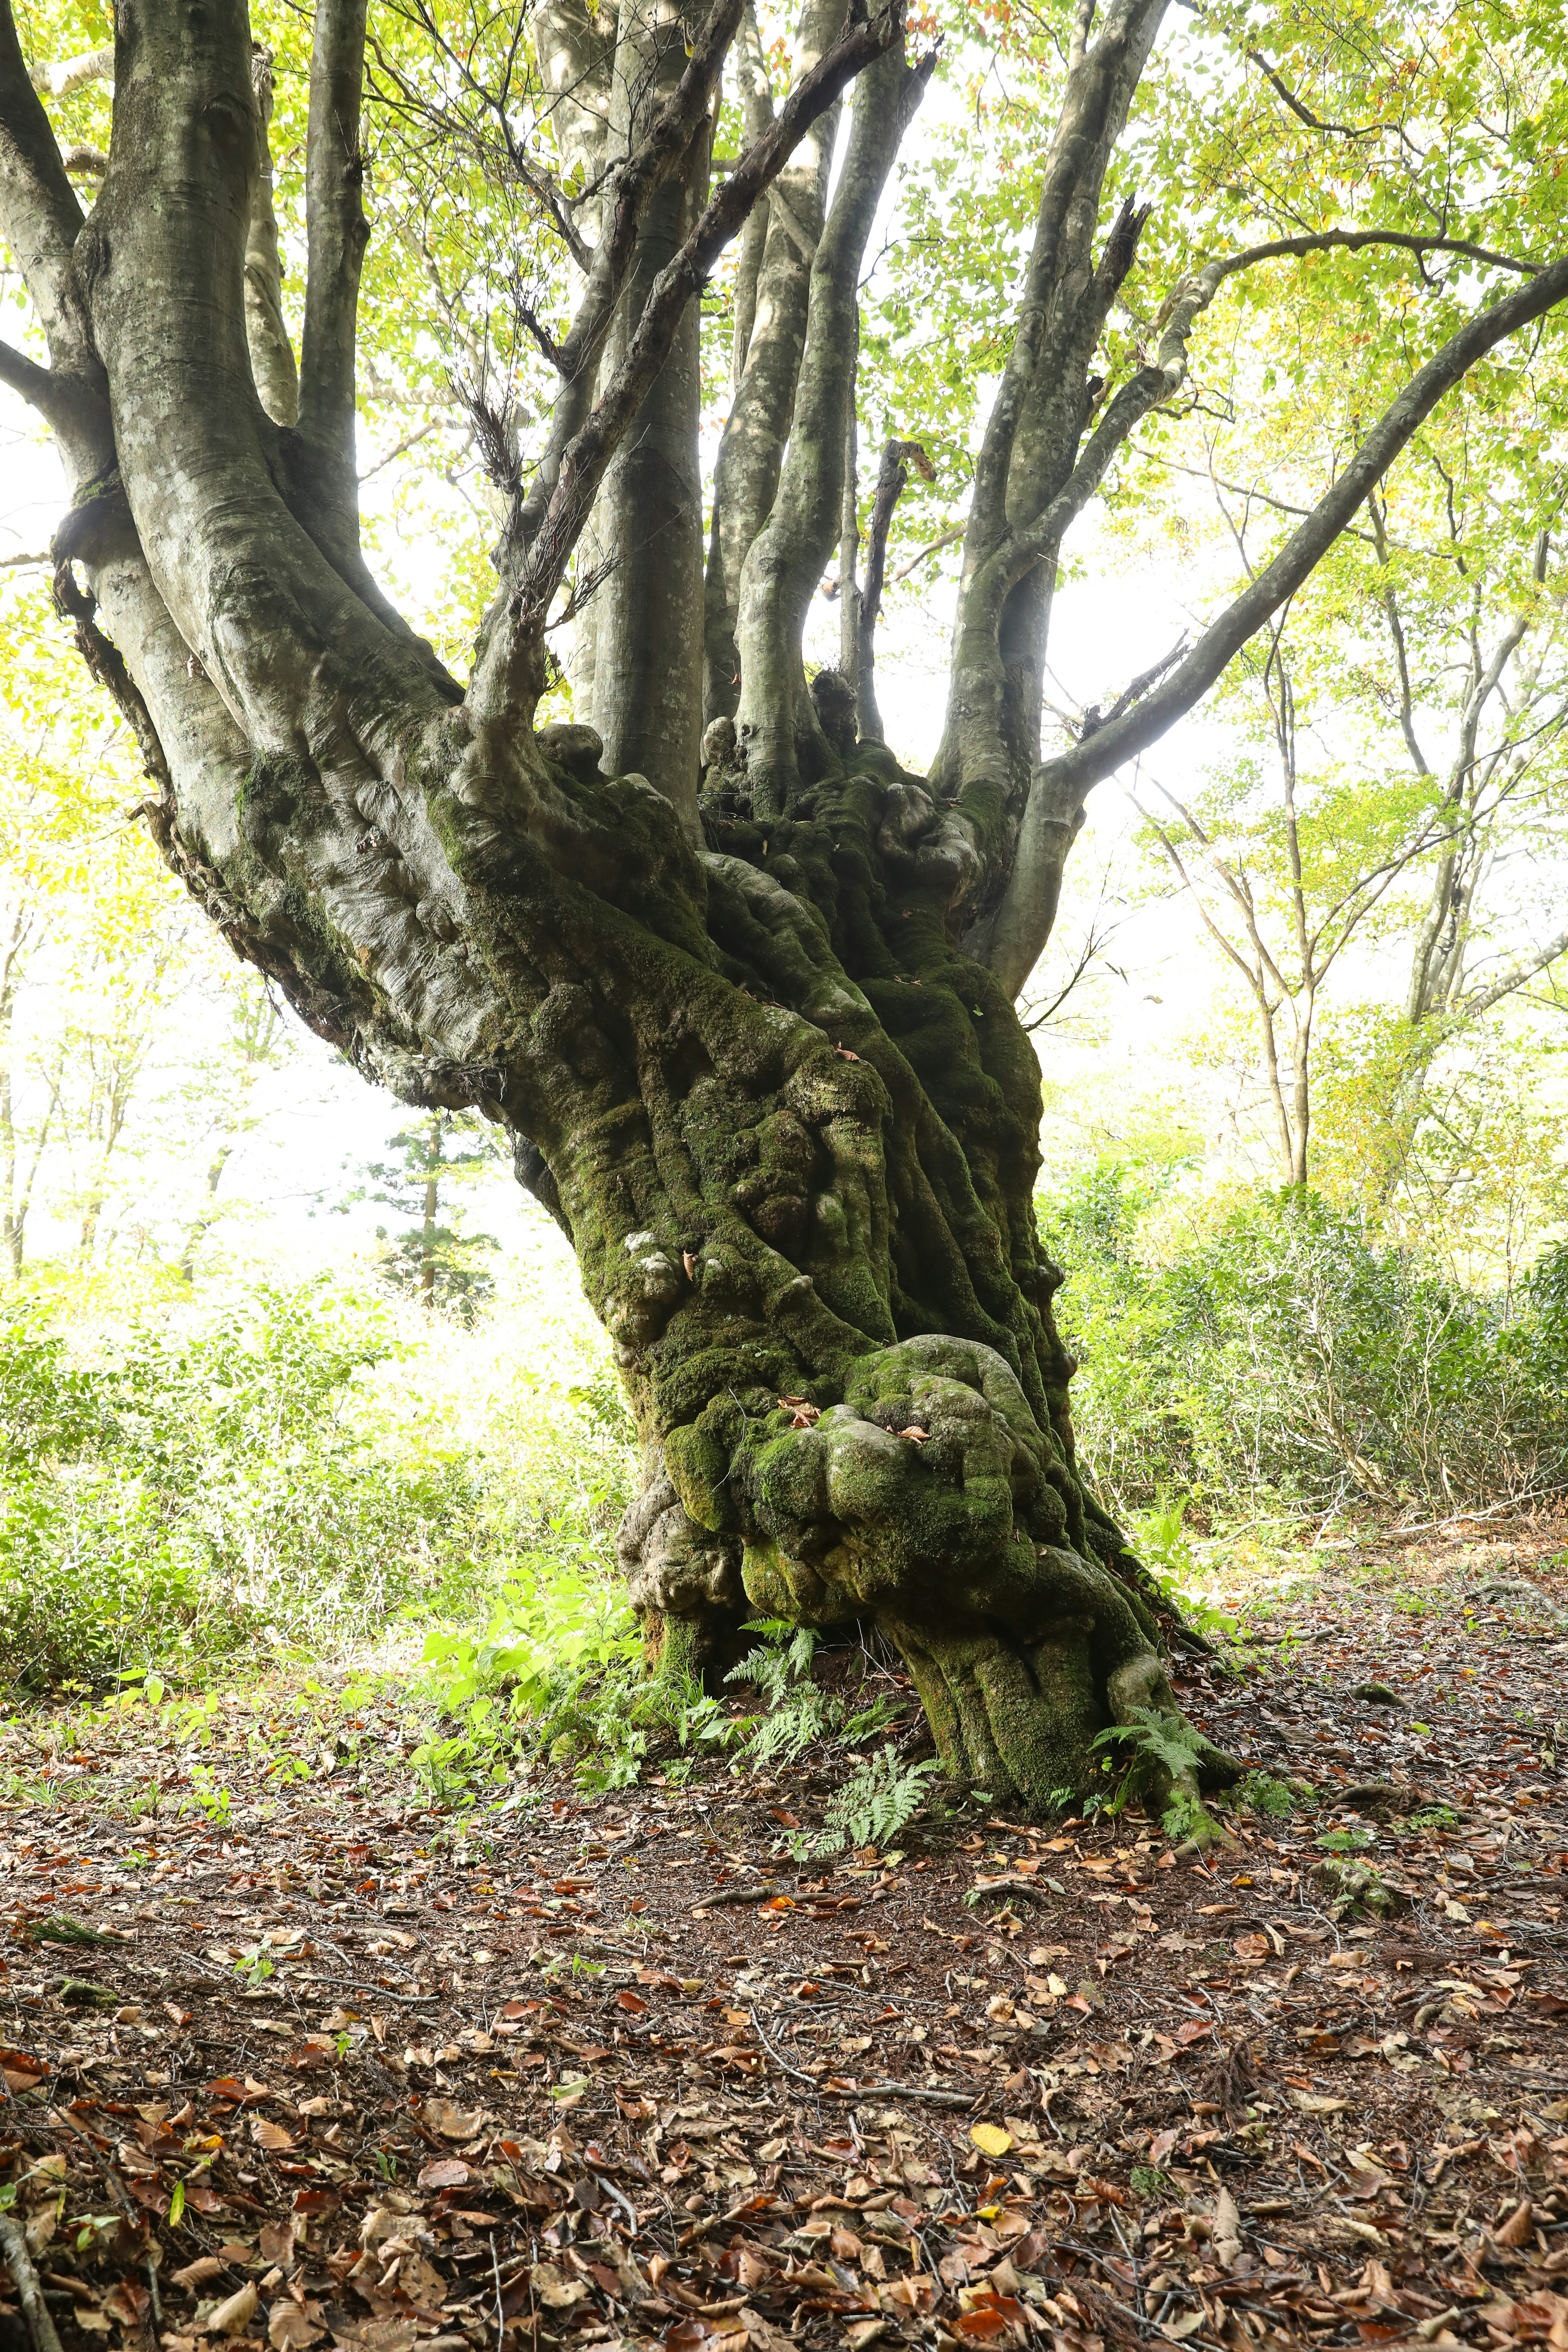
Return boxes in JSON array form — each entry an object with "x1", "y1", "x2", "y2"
[
  {"x1": 733, "y1": 32, "x2": 932, "y2": 812},
  {"x1": 473, "y1": 0, "x2": 904, "y2": 723},
  {"x1": 971, "y1": 250, "x2": 1568, "y2": 998},
  {"x1": 0, "y1": 0, "x2": 93, "y2": 372},
  {"x1": 962, "y1": 0, "x2": 1165, "y2": 570},
  {"x1": 494, "y1": 0, "x2": 752, "y2": 590},
  {"x1": 702, "y1": 0, "x2": 846, "y2": 726},
  {"x1": 298, "y1": 0, "x2": 370, "y2": 492},
  {"x1": 27, "y1": 45, "x2": 111, "y2": 98}
]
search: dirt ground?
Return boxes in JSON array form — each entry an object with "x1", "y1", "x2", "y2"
[{"x1": 0, "y1": 1517, "x2": 1565, "y2": 2352}]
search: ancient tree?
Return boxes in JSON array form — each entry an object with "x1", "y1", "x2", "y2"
[{"x1": 1, "y1": 0, "x2": 1562, "y2": 1810}]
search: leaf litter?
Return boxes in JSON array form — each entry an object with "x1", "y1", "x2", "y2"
[{"x1": 0, "y1": 1523, "x2": 1564, "y2": 2352}]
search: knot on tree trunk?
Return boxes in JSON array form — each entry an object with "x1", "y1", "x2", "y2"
[{"x1": 662, "y1": 1333, "x2": 1240, "y2": 1813}]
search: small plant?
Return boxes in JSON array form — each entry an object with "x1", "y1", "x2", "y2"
[
  {"x1": 1314, "y1": 1827, "x2": 1374, "y2": 1853},
  {"x1": 1236, "y1": 1770, "x2": 1294, "y2": 1818},
  {"x1": 1407, "y1": 1804, "x2": 1458, "y2": 1831},
  {"x1": 1092, "y1": 1706, "x2": 1220, "y2": 1840},
  {"x1": 234, "y1": 1947, "x2": 275, "y2": 1988},
  {"x1": 796, "y1": 1746, "x2": 940, "y2": 1857},
  {"x1": 186, "y1": 1763, "x2": 233, "y2": 1824}
]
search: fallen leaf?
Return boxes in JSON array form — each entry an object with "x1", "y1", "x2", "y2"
[
  {"x1": 267, "y1": 2305, "x2": 324, "y2": 2351},
  {"x1": 417, "y1": 2158, "x2": 471, "y2": 2191},
  {"x1": 252, "y1": 2117, "x2": 295, "y2": 2151},
  {"x1": 970, "y1": 2123, "x2": 1012, "y2": 2158},
  {"x1": 208, "y1": 2283, "x2": 260, "y2": 2336},
  {"x1": 529, "y1": 2263, "x2": 589, "y2": 2310},
  {"x1": 424, "y1": 2098, "x2": 486, "y2": 2141}
]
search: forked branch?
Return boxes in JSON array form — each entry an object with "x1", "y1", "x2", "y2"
[{"x1": 486, "y1": 1, "x2": 906, "y2": 695}]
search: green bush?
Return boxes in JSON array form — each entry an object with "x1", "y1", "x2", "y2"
[
  {"x1": 1041, "y1": 1168, "x2": 1568, "y2": 1519},
  {"x1": 0, "y1": 1273, "x2": 637, "y2": 1694}
]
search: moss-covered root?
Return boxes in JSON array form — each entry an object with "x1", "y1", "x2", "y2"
[
  {"x1": 887, "y1": 1620, "x2": 1241, "y2": 1817},
  {"x1": 889, "y1": 1619, "x2": 1105, "y2": 1811},
  {"x1": 616, "y1": 1473, "x2": 749, "y2": 1684}
]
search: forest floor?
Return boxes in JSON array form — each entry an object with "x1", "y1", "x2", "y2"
[{"x1": 0, "y1": 1515, "x2": 1566, "y2": 2352}]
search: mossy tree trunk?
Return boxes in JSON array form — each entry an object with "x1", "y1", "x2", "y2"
[{"x1": 3, "y1": 0, "x2": 1564, "y2": 1807}]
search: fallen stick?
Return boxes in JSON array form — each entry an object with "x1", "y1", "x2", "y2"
[
  {"x1": 0, "y1": 2212, "x2": 66, "y2": 2352},
  {"x1": 692, "y1": 1884, "x2": 785, "y2": 1912},
  {"x1": 826, "y1": 2082, "x2": 979, "y2": 2108},
  {"x1": 969, "y1": 1875, "x2": 1054, "y2": 1906}
]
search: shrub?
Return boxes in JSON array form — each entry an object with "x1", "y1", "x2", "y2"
[
  {"x1": 1041, "y1": 1169, "x2": 1568, "y2": 1518},
  {"x1": 0, "y1": 1271, "x2": 637, "y2": 1695}
]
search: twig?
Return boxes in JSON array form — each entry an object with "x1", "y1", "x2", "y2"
[
  {"x1": 969, "y1": 1875, "x2": 1055, "y2": 1907},
  {"x1": 748, "y1": 2007, "x2": 817, "y2": 2085},
  {"x1": 489, "y1": 2232, "x2": 503, "y2": 2352},
  {"x1": 692, "y1": 1884, "x2": 782, "y2": 1912},
  {"x1": 0, "y1": 2213, "x2": 67, "y2": 2352},
  {"x1": 825, "y1": 2081, "x2": 980, "y2": 2108}
]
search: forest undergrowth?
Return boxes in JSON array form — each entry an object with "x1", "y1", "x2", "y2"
[{"x1": 0, "y1": 1520, "x2": 1564, "y2": 2352}]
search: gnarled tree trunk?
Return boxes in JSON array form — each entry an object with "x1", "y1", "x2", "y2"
[{"x1": 2, "y1": 0, "x2": 1563, "y2": 1808}]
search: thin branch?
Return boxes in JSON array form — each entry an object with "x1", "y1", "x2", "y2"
[
  {"x1": 1455, "y1": 924, "x2": 1568, "y2": 1022},
  {"x1": 855, "y1": 435, "x2": 934, "y2": 740},
  {"x1": 1243, "y1": 46, "x2": 1391, "y2": 141},
  {"x1": 1203, "y1": 225, "x2": 1541, "y2": 285},
  {"x1": 889, "y1": 520, "x2": 962, "y2": 584}
]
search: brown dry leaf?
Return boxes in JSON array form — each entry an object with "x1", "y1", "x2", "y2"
[
  {"x1": 424, "y1": 2097, "x2": 486, "y2": 2141},
  {"x1": 209, "y1": 2283, "x2": 260, "y2": 2336},
  {"x1": 897, "y1": 1426, "x2": 929, "y2": 1444},
  {"x1": 417, "y1": 2158, "x2": 470, "y2": 2191},
  {"x1": 529, "y1": 2263, "x2": 589, "y2": 2310},
  {"x1": 267, "y1": 2305, "x2": 325, "y2": 2351},
  {"x1": 259, "y1": 2219, "x2": 297, "y2": 2266},
  {"x1": 172, "y1": 2257, "x2": 226, "y2": 2292},
  {"x1": 1495, "y1": 2201, "x2": 1535, "y2": 2249},
  {"x1": 252, "y1": 2116, "x2": 295, "y2": 2150}
]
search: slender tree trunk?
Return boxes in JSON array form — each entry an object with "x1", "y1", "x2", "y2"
[{"x1": 421, "y1": 1111, "x2": 441, "y2": 1302}]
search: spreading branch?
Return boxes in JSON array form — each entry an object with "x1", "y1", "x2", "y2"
[{"x1": 971, "y1": 249, "x2": 1568, "y2": 998}]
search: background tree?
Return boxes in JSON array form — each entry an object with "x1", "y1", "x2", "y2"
[
  {"x1": 2, "y1": 0, "x2": 1566, "y2": 1811},
  {"x1": 343, "y1": 1109, "x2": 499, "y2": 1313}
]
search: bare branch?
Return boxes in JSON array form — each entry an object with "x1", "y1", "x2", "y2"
[{"x1": 27, "y1": 45, "x2": 111, "y2": 98}]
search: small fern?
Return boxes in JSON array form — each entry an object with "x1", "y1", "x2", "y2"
[
  {"x1": 1093, "y1": 1706, "x2": 1217, "y2": 1840},
  {"x1": 798, "y1": 1745, "x2": 940, "y2": 1857}
]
